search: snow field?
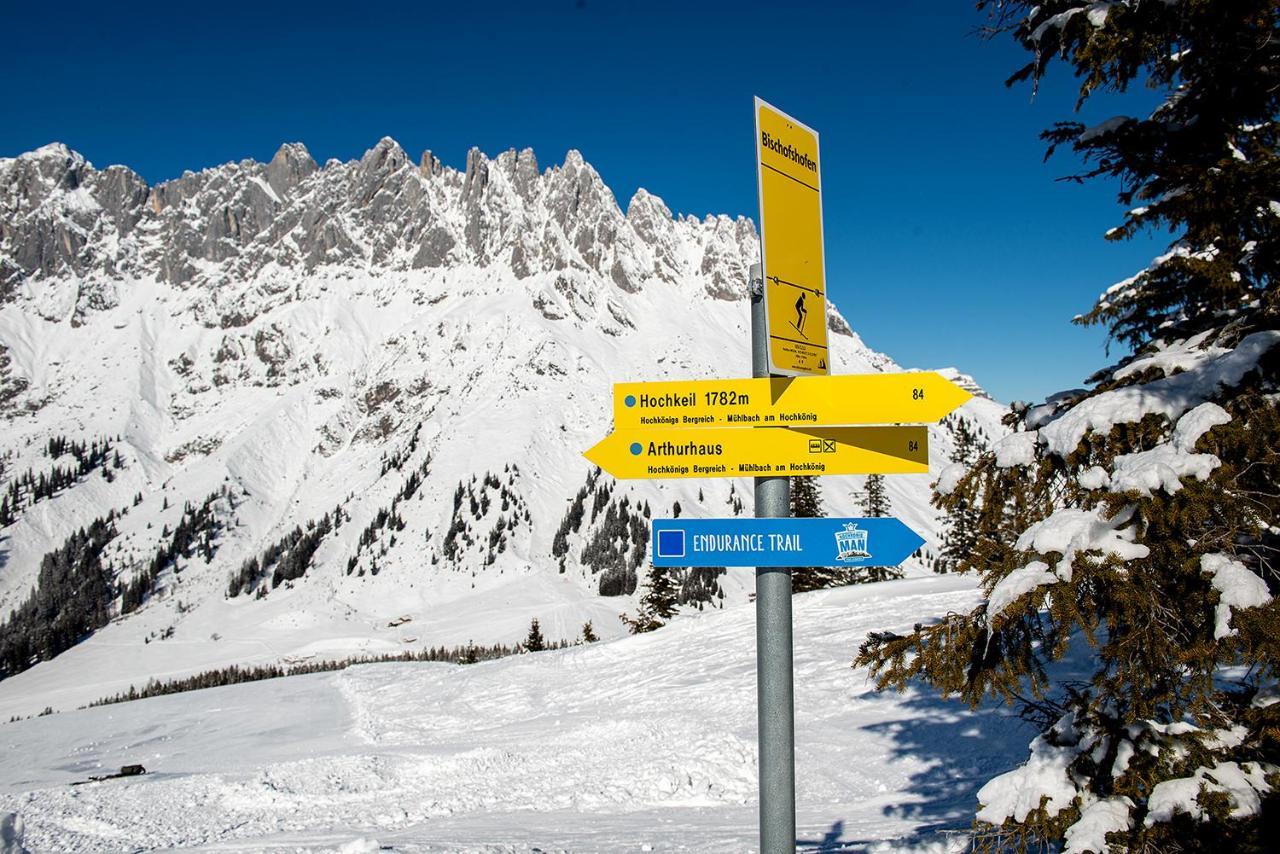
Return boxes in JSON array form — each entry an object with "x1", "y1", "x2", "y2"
[{"x1": 0, "y1": 575, "x2": 1032, "y2": 853}]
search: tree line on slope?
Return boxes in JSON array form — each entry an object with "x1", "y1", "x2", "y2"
[
  {"x1": 0, "y1": 516, "x2": 116, "y2": 679},
  {"x1": 0, "y1": 435, "x2": 122, "y2": 527},
  {"x1": 226, "y1": 507, "x2": 344, "y2": 597},
  {"x1": 437, "y1": 465, "x2": 531, "y2": 574},
  {"x1": 123, "y1": 490, "x2": 230, "y2": 612},
  {"x1": 81, "y1": 641, "x2": 523, "y2": 709},
  {"x1": 934, "y1": 415, "x2": 985, "y2": 575},
  {"x1": 0, "y1": 489, "x2": 233, "y2": 681},
  {"x1": 79, "y1": 619, "x2": 605, "y2": 711}
]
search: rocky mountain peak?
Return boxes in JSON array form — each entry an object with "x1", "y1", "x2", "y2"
[
  {"x1": 418, "y1": 150, "x2": 443, "y2": 178},
  {"x1": 3, "y1": 142, "x2": 89, "y2": 198},
  {"x1": 266, "y1": 142, "x2": 317, "y2": 197},
  {"x1": 494, "y1": 148, "x2": 539, "y2": 202},
  {"x1": 358, "y1": 137, "x2": 410, "y2": 180},
  {"x1": 462, "y1": 146, "x2": 490, "y2": 202}
]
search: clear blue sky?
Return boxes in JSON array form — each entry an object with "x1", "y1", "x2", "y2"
[{"x1": 2, "y1": 0, "x2": 1167, "y2": 404}]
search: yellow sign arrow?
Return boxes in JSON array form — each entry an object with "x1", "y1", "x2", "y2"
[
  {"x1": 613, "y1": 371, "x2": 971, "y2": 430},
  {"x1": 583, "y1": 426, "x2": 928, "y2": 480}
]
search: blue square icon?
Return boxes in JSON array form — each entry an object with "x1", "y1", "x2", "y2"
[{"x1": 656, "y1": 529, "x2": 686, "y2": 559}]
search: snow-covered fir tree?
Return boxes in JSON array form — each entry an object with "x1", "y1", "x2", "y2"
[{"x1": 859, "y1": 3, "x2": 1279, "y2": 850}]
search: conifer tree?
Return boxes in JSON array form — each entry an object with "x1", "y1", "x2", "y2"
[
  {"x1": 861, "y1": 474, "x2": 890, "y2": 518},
  {"x1": 581, "y1": 620, "x2": 598, "y2": 643},
  {"x1": 791, "y1": 475, "x2": 856, "y2": 592},
  {"x1": 523, "y1": 617, "x2": 546, "y2": 652},
  {"x1": 936, "y1": 417, "x2": 983, "y2": 574},
  {"x1": 621, "y1": 567, "x2": 679, "y2": 633},
  {"x1": 856, "y1": 475, "x2": 904, "y2": 583},
  {"x1": 858, "y1": 4, "x2": 1280, "y2": 850},
  {"x1": 790, "y1": 475, "x2": 823, "y2": 518}
]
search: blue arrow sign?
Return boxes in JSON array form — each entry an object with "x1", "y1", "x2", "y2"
[{"x1": 650, "y1": 517, "x2": 925, "y2": 568}]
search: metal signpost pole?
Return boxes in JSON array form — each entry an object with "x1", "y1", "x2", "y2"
[{"x1": 749, "y1": 262, "x2": 795, "y2": 853}]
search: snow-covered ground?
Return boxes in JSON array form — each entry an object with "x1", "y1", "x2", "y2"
[{"x1": 0, "y1": 575, "x2": 1033, "y2": 853}]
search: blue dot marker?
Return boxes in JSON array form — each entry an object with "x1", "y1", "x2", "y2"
[
  {"x1": 630, "y1": 442, "x2": 643, "y2": 456},
  {"x1": 624, "y1": 394, "x2": 636, "y2": 408}
]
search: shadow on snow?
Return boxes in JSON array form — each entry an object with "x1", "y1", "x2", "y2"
[{"x1": 798, "y1": 683, "x2": 1036, "y2": 852}]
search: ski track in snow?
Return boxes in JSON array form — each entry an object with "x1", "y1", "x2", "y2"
[{"x1": 0, "y1": 576, "x2": 1031, "y2": 853}]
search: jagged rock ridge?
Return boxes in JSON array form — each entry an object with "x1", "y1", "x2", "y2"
[{"x1": 0, "y1": 140, "x2": 773, "y2": 315}]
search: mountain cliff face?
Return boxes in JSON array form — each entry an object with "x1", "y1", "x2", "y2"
[
  {"x1": 0, "y1": 140, "x2": 1005, "y2": 716},
  {"x1": 0, "y1": 140, "x2": 765, "y2": 317}
]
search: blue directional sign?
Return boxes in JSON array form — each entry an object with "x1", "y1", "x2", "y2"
[{"x1": 650, "y1": 517, "x2": 925, "y2": 568}]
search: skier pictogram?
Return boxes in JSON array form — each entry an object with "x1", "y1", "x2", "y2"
[{"x1": 793, "y1": 292, "x2": 808, "y2": 337}]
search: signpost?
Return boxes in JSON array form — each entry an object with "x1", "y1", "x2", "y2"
[
  {"x1": 613, "y1": 372, "x2": 972, "y2": 430},
  {"x1": 651, "y1": 517, "x2": 926, "y2": 569},
  {"x1": 579, "y1": 100, "x2": 966, "y2": 854},
  {"x1": 582, "y1": 424, "x2": 928, "y2": 480},
  {"x1": 756, "y1": 97, "x2": 829, "y2": 377},
  {"x1": 748, "y1": 263, "x2": 795, "y2": 854}
]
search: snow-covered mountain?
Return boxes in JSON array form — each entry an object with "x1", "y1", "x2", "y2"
[{"x1": 0, "y1": 140, "x2": 1007, "y2": 717}]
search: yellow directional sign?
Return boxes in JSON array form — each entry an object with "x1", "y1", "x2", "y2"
[
  {"x1": 583, "y1": 426, "x2": 928, "y2": 480},
  {"x1": 756, "y1": 97, "x2": 829, "y2": 377},
  {"x1": 613, "y1": 372, "x2": 972, "y2": 430}
]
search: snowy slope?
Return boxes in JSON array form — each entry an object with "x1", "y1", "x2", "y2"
[
  {"x1": 0, "y1": 576, "x2": 1034, "y2": 853},
  {"x1": 0, "y1": 142, "x2": 1008, "y2": 718}
]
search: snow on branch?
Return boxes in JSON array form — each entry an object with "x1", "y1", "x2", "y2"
[
  {"x1": 1016, "y1": 505, "x2": 1149, "y2": 579},
  {"x1": 1092, "y1": 240, "x2": 1212, "y2": 311},
  {"x1": 934, "y1": 461, "x2": 967, "y2": 496},
  {"x1": 1032, "y1": 8, "x2": 1083, "y2": 43},
  {"x1": 994, "y1": 430, "x2": 1039, "y2": 468},
  {"x1": 988, "y1": 561, "x2": 1058, "y2": 621},
  {"x1": 977, "y1": 713, "x2": 1084, "y2": 825},
  {"x1": 1113, "y1": 330, "x2": 1218, "y2": 381},
  {"x1": 1145, "y1": 761, "x2": 1275, "y2": 824},
  {"x1": 1201, "y1": 554, "x2": 1272, "y2": 640},
  {"x1": 1037, "y1": 331, "x2": 1280, "y2": 457},
  {"x1": 1105, "y1": 402, "x2": 1231, "y2": 496},
  {"x1": 987, "y1": 505, "x2": 1149, "y2": 621},
  {"x1": 1078, "y1": 115, "x2": 1130, "y2": 143},
  {"x1": 1064, "y1": 796, "x2": 1134, "y2": 854}
]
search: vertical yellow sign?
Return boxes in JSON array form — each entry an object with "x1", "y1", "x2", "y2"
[{"x1": 755, "y1": 97, "x2": 829, "y2": 376}]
